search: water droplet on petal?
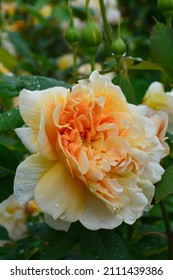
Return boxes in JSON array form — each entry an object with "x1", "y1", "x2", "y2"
[
  {"x1": 55, "y1": 202, "x2": 59, "y2": 207},
  {"x1": 60, "y1": 213, "x2": 65, "y2": 220}
]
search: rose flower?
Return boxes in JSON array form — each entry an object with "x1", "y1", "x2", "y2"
[
  {"x1": 142, "y1": 81, "x2": 173, "y2": 134},
  {"x1": 14, "y1": 71, "x2": 169, "y2": 231}
]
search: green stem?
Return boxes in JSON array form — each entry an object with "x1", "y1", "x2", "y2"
[
  {"x1": 116, "y1": 57, "x2": 121, "y2": 73},
  {"x1": 73, "y1": 45, "x2": 78, "y2": 82},
  {"x1": 68, "y1": 0, "x2": 73, "y2": 17},
  {"x1": 166, "y1": 16, "x2": 172, "y2": 31},
  {"x1": 90, "y1": 54, "x2": 95, "y2": 71},
  {"x1": 160, "y1": 200, "x2": 173, "y2": 259},
  {"x1": 86, "y1": 0, "x2": 90, "y2": 21},
  {"x1": 99, "y1": 0, "x2": 113, "y2": 44}
]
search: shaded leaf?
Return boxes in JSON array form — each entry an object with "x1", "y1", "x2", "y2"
[
  {"x1": 8, "y1": 31, "x2": 33, "y2": 59},
  {"x1": 0, "y1": 107, "x2": 24, "y2": 133},
  {"x1": 150, "y1": 22, "x2": 173, "y2": 79},
  {"x1": 0, "y1": 145, "x2": 19, "y2": 202},
  {"x1": 0, "y1": 144, "x2": 19, "y2": 172},
  {"x1": 80, "y1": 228, "x2": 132, "y2": 260},
  {"x1": 0, "y1": 226, "x2": 10, "y2": 240},
  {"x1": 129, "y1": 61, "x2": 163, "y2": 72},
  {"x1": 112, "y1": 73, "x2": 137, "y2": 104},
  {"x1": 155, "y1": 164, "x2": 173, "y2": 203},
  {"x1": 0, "y1": 177, "x2": 15, "y2": 203},
  {"x1": 41, "y1": 222, "x2": 80, "y2": 260}
]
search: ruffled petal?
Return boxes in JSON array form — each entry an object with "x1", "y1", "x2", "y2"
[
  {"x1": 14, "y1": 153, "x2": 54, "y2": 205},
  {"x1": 89, "y1": 71, "x2": 128, "y2": 113},
  {"x1": 34, "y1": 161, "x2": 85, "y2": 222},
  {"x1": 142, "y1": 162, "x2": 165, "y2": 184},
  {"x1": 19, "y1": 87, "x2": 69, "y2": 130}
]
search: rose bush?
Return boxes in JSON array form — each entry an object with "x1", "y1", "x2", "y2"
[{"x1": 14, "y1": 71, "x2": 169, "y2": 231}]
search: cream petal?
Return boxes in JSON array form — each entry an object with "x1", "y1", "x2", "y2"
[
  {"x1": 19, "y1": 89, "x2": 43, "y2": 129},
  {"x1": 44, "y1": 214, "x2": 71, "y2": 232},
  {"x1": 147, "y1": 81, "x2": 164, "y2": 96},
  {"x1": 147, "y1": 136, "x2": 165, "y2": 162},
  {"x1": 143, "y1": 116, "x2": 157, "y2": 137},
  {"x1": 138, "y1": 180, "x2": 155, "y2": 209},
  {"x1": 142, "y1": 162, "x2": 164, "y2": 184},
  {"x1": 79, "y1": 190, "x2": 122, "y2": 230},
  {"x1": 15, "y1": 127, "x2": 38, "y2": 153},
  {"x1": 14, "y1": 153, "x2": 54, "y2": 205},
  {"x1": 34, "y1": 161, "x2": 85, "y2": 222},
  {"x1": 19, "y1": 87, "x2": 69, "y2": 130},
  {"x1": 89, "y1": 71, "x2": 127, "y2": 113},
  {"x1": 38, "y1": 110, "x2": 57, "y2": 160},
  {"x1": 119, "y1": 206, "x2": 139, "y2": 225}
]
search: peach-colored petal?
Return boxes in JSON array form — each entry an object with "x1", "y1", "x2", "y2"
[
  {"x1": 38, "y1": 110, "x2": 57, "y2": 160},
  {"x1": 76, "y1": 149, "x2": 90, "y2": 175},
  {"x1": 34, "y1": 161, "x2": 85, "y2": 222}
]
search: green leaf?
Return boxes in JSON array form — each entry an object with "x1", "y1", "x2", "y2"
[
  {"x1": 0, "y1": 145, "x2": 20, "y2": 202},
  {"x1": 0, "y1": 177, "x2": 14, "y2": 203},
  {"x1": 0, "y1": 48, "x2": 17, "y2": 69},
  {"x1": 112, "y1": 73, "x2": 137, "y2": 104},
  {"x1": 0, "y1": 74, "x2": 70, "y2": 97},
  {"x1": 80, "y1": 228, "x2": 132, "y2": 260},
  {"x1": 129, "y1": 61, "x2": 163, "y2": 72},
  {"x1": 150, "y1": 22, "x2": 173, "y2": 79},
  {"x1": 8, "y1": 31, "x2": 33, "y2": 59},
  {"x1": 155, "y1": 164, "x2": 173, "y2": 203},
  {"x1": 41, "y1": 222, "x2": 80, "y2": 260},
  {"x1": 0, "y1": 144, "x2": 19, "y2": 172},
  {"x1": 0, "y1": 107, "x2": 24, "y2": 133},
  {"x1": 0, "y1": 226, "x2": 10, "y2": 240}
]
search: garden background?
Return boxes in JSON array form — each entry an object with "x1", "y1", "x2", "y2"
[{"x1": 0, "y1": 0, "x2": 173, "y2": 260}]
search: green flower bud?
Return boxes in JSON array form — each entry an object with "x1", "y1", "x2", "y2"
[
  {"x1": 158, "y1": 0, "x2": 173, "y2": 11},
  {"x1": 111, "y1": 37, "x2": 126, "y2": 58},
  {"x1": 81, "y1": 20, "x2": 102, "y2": 48},
  {"x1": 65, "y1": 19, "x2": 80, "y2": 47}
]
